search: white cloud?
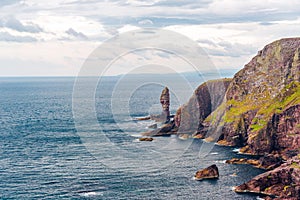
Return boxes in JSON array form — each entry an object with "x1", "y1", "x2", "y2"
[{"x1": 0, "y1": 0, "x2": 300, "y2": 76}]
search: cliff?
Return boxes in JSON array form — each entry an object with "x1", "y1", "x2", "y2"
[
  {"x1": 172, "y1": 38, "x2": 300, "y2": 199},
  {"x1": 203, "y1": 38, "x2": 300, "y2": 156},
  {"x1": 174, "y1": 78, "x2": 231, "y2": 134}
]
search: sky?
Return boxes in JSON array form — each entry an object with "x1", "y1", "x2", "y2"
[{"x1": 0, "y1": 0, "x2": 300, "y2": 76}]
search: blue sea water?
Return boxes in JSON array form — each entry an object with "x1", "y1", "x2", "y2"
[{"x1": 0, "y1": 74, "x2": 265, "y2": 199}]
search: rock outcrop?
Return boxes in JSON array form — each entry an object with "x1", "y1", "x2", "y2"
[
  {"x1": 235, "y1": 156, "x2": 300, "y2": 199},
  {"x1": 225, "y1": 158, "x2": 260, "y2": 167},
  {"x1": 174, "y1": 38, "x2": 300, "y2": 199},
  {"x1": 141, "y1": 121, "x2": 176, "y2": 137},
  {"x1": 226, "y1": 154, "x2": 282, "y2": 170},
  {"x1": 194, "y1": 164, "x2": 219, "y2": 181},
  {"x1": 202, "y1": 38, "x2": 300, "y2": 154},
  {"x1": 140, "y1": 38, "x2": 300, "y2": 199},
  {"x1": 174, "y1": 78, "x2": 231, "y2": 135}
]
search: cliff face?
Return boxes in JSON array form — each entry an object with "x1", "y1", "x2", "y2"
[
  {"x1": 174, "y1": 78, "x2": 231, "y2": 134},
  {"x1": 204, "y1": 38, "x2": 300, "y2": 155}
]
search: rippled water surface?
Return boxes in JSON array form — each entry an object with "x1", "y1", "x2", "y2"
[{"x1": 0, "y1": 75, "x2": 264, "y2": 199}]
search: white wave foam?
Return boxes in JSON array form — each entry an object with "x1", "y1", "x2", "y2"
[{"x1": 79, "y1": 191, "x2": 103, "y2": 197}]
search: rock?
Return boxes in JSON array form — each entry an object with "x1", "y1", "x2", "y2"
[
  {"x1": 225, "y1": 155, "x2": 282, "y2": 170},
  {"x1": 139, "y1": 137, "x2": 153, "y2": 142},
  {"x1": 178, "y1": 134, "x2": 190, "y2": 140},
  {"x1": 141, "y1": 121, "x2": 175, "y2": 137},
  {"x1": 194, "y1": 164, "x2": 219, "y2": 181},
  {"x1": 192, "y1": 132, "x2": 206, "y2": 139},
  {"x1": 148, "y1": 124, "x2": 157, "y2": 129},
  {"x1": 234, "y1": 156, "x2": 300, "y2": 199},
  {"x1": 225, "y1": 158, "x2": 260, "y2": 167},
  {"x1": 204, "y1": 38, "x2": 300, "y2": 150},
  {"x1": 135, "y1": 116, "x2": 151, "y2": 121},
  {"x1": 174, "y1": 79, "x2": 231, "y2": 134},
  {"x1": 160, "y1": 87, "x2": 170, "y2": 122},
  {"x1": 258, "y1": 154, "x2": 283, "y2": 170}
]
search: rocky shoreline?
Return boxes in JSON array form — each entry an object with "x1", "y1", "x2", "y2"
[{"x1": 139, "y1": 38, "x2": 300, "y2": 199}]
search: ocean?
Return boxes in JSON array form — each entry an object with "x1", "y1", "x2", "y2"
[{"x1": 0, "y1": 73, "x2": 265, "y2": 199}]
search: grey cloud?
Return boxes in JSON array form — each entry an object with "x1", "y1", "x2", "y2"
[
  {"x1": 0, "y1": 0, "x2": 21, "y2": 7},
  {"x1": 66, "y1": 28, "x2": 88, "y2": 40},
  {"x1": 0, "y1": 16, "x2": 43, "y2": 33},
  {"x1": 41, "y1": 0, "x2": 300, "y2": 28},
  {"x1": 0, "y1": 31, "x2": 37, "y2": 42}
]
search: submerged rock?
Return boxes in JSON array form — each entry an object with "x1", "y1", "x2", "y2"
[{"x1": 194, "y1": 164, "x2": 219, "y2": 181}]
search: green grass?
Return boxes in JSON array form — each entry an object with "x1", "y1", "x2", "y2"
[
  {"x1": 204, "y1": 81, "x2": 300, "y2": 137},
  {"x1": 250, "y1": 81, "x2": 300, "y2": 131},
  {"x1": 291, "y1": 162, "x2": 300, "y2": 169}
]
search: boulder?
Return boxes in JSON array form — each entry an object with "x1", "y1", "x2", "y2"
[{"x1": 194, "y1": 164, "x2": 219, "y2": 181}]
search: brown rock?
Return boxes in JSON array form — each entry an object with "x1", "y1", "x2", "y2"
[
  {"x1": 178, "y1": 133, "x2": 190, "y2": 140},
  {"x1": 225, "y1": 158, "x2": 260, "y2": 167},
  {"x1": 205, "y1": 38, "x2": 300, "y2": 150},
  {"x1": 139, "y1": 137, "x2": 153, "y2": 142},
  {"x1": 226, "y1": 154, "x2": 282, "y2": 170},
  {"x1": 258, "y1": 154, "x2": 283, "y2": 170},
  {"x1": 234, "y1": 157, "x2": 300, "y2": 199},
  {"x1": 175, "y1": 78, "x2": 231, "y2": 134},
  {"x1": 135, "y1": 116, "x2": 151, "y2": 121},
  {"x1": 194, "y1": 164, "x2": 219, "y2": 181},
  {"x1": 192, "y1": 132, "x2": 206, "y2": 139}
]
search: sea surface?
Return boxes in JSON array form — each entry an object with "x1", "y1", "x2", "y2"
[{"x1": 0, "y1": 73, "x2": 265, "y2": 199}]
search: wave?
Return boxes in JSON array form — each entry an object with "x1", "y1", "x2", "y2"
[{"x1": 78, "y1": 191, "x2": 104, "y2": 197}]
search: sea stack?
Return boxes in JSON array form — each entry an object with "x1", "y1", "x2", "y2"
[{"x1": 160, "y1": 87, "x2": 170, "y2": 122}]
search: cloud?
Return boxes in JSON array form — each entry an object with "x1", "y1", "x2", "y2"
[
  {"x1": 197, "y1": 39, "x2": 258, "y2": 58},
  {"x1": 0, "y1": 0, "x2": 21, "y2": 7},
  {"x1": 151, "y1": 0, "x2": 213, "y2": 8},
  {"x1": 65, "y1": 28, "x2": 88, "y2": 40},
  {"x1": 0, "y1": 16, "x2": 43, "y2": 33},
  {"x1": 1, "y1": 0, "x2": 300, "y2": 76},
  {"x1": 0, "y1": 31, "x2": 37, "y2": 42}
]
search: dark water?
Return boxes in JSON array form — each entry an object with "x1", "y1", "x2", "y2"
[{"x1": 0, "y1": 74, "x2": 264, "y2": 199}]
